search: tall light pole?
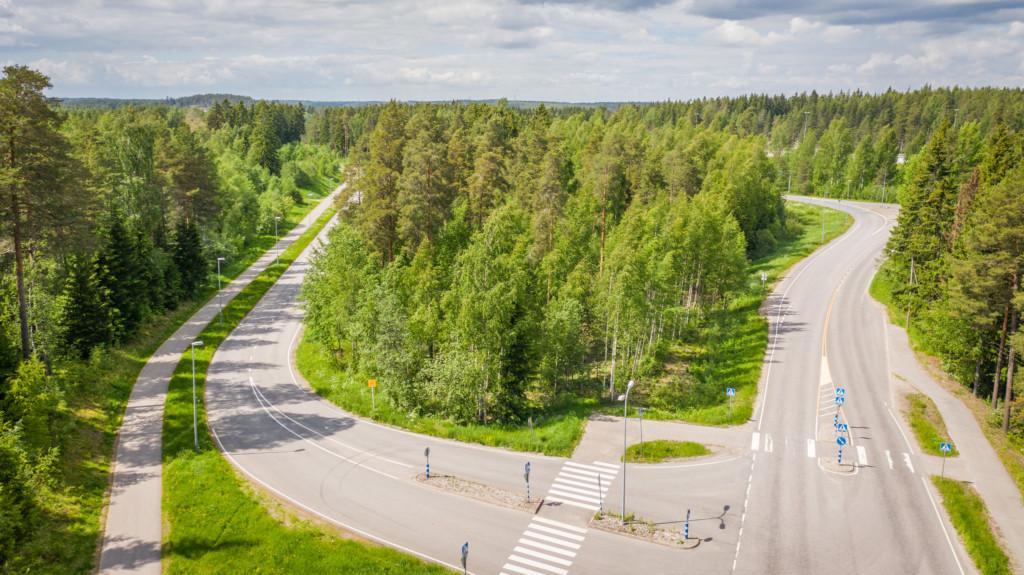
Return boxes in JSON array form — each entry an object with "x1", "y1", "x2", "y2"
[
  {"x1": 274, "y1": 215, "x2": 282, "y2": 265},
  {"x1": 618, "y1": 379, "x2": 635, "y2": 523},
  {"x1": 216, "y1": 257, "x2": 225, "y2": 322},
  {"x1": 191, "y1": 340, "x2": 204, "y2": 451}
]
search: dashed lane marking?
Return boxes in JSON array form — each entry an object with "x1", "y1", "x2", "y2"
[
  {"x1": 857, "y1": 445, "x2": 868, "y2": 467},
  {"x1": 807, "y1": 439, "x2": 816, "y2": 458}
]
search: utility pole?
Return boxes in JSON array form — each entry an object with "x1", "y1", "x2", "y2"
[{"x1": 619, "y1": 380, "x2": 635, "y2": 523}]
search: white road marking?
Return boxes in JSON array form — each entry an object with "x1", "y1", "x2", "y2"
[
  {"x1": 547, "y1": 488, "x2": 602, "y2": 505},
  {"x1": 921, "y1": 477, "x2": 967, "y2": 575},
  {"x1": 591, "y1": 461, "x2": 619, "y2": 470},
  {"x1": 518, "y1": 538, "x2": 576, "y2": 557},
  {"x1": 507, "y1": 555, "x2": 569, "y2": 574},
  {"x1": 903, "y1": 453, "x2": 915, "y2": 473},
  {"x1": 553, "y1": 476, "x2": 604, "y2": 491},
  {"x1": 857, "y1": 445, "x2": 867, "y2": 466},
  {"x1": 751, "y1": 432, "x2": 761, "y2": 451},
  {"x1": 544, "y1": 495, "x2": 599, "y2": 511},
  {"x1": 527, "y1": 523, "x2": 587, "y2": 542},
  {"x1": 513, "y1": 547, "x2": 573, "y2": 567},
  {"x1": 886, "y1": 450, "x2": 894, "y2": 469},
  {"x1": 551, "y1": 481, "x2": 606, "y2": 497},
  {"x1": 558, "y1": 466, "x2": 602, "y2": 478},
  {"x1": 807, "y1": 439, "x2": 816, "y2": 458},
  {"x1": 764, "y1": 434, "x2": 774, "y2": 453},
  {"x1": 564, "y1": 461, "x2": 615, "y2": 474},
  {"x1": 522, "y1": 531, "x2": 581, "y2": 549},
  {"x1": 503, "y1": 563, "x2": 546, "y2": 575}
]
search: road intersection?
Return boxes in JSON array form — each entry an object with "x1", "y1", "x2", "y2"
[{"x1": 104, "y1": 194, "x2": 1024, "y2": 574}]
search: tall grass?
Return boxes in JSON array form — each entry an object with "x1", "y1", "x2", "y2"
[{"x1": 932, "y1": 477, "x2": 1011, "y2": 575}]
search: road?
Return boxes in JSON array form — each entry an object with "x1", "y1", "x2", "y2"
[
  {"x1": 98, "y1": 187, "x2": 341, "y2": 575},
  {"x1": 204, "y1": 197, "x2": 980, "y2": 574}
]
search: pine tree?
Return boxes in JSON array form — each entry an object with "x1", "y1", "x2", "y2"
[
  {"x1": 173, "y1": 216, "x2": 205, "y2": 299},
  {"x1": 248, "y1": 104, "x2": 281, "y2": 174}
]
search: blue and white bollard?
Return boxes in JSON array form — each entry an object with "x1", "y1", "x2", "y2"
[
  {"x1": 425, "y1": 447, "x2": 431, "y2": 479},
  {"x1": 838, "y1": 446, "x2": 843, "y2": 465},
  {"x1": 684, "y1": 508, "x2": 691, "y2": 540}
]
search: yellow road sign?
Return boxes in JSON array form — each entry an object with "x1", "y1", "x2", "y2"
[{"x1": 368, "y1": 378, "x2": 377, "y2": 388}]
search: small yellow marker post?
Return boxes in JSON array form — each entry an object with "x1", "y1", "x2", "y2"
[{"x1": 368, "y1": 379, "x2": 377, "y2": 410}]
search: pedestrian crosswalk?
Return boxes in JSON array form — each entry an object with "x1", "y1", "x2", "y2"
[
  {"x1": 500, "y1": 516, "x2": 588, "y2": 575},
  {"x1": 544, "y1": 461, "x2": 619, "y2": 512},
  {"x1": 752, "y1": 433, "x2": 920, "y2": 474}
]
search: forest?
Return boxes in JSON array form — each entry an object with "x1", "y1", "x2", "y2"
[
  {"x1": 300, "y1": 87, "x2": 1024, "y2": 438},
  {"x1": 2, "y1": 60, "x2": 1024, "y2": 572},
  {"x1": 0, "y1": 66, "x2": 340, "y2": 570}
]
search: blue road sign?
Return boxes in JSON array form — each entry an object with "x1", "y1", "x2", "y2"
[
  {"x1": 838, "y1": 423, "x2": 849, "y2": 433},
  {"x1": 726, "y1": 387, "x2": 736, "y2": 397},
  {"x1": 836, "y1": 387, "x2": 846, "y2": 396},
  {"x1": 836, "y1": 435, "x2": 848, "y2": 446},
  {"x1": 835, "y1": 396, "x2": 845, "y2": 406},
  {"x1": 461, "y1": 542, "x2": 469, "y2": 570},
  {"x1": 940, "y1": 442, "x2": 953, "y2": 453}
]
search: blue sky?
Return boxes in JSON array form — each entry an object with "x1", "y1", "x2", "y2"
[{"x1": 2, "y1": 0, "x2": 1023, "y2": 101}]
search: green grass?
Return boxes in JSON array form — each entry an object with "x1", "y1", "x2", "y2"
[
  {"x1": 932, "y1": 477, "x2": 1011, "y2": 575},
  {"x1": 3, "y1": 185, "x2": 331, "y2": 575},
  {"x1": 623, "y1": 440, "x2": 710, "y2": 463},
  {"x1": 296, "y1": 339, "x2": 590, "y2": 457},
  {"x1": 905, "y1": 393, "x2": 958, "y2": 457},
  {"x1": 162, "y1": 208, "x2": 446, "y2": 574},
  {"x1": 872, "y1": 261, "x2": 1024, "y2": 503},
  {"x1": 622, "y1": 200, "x2": 853, "y2": 426}
]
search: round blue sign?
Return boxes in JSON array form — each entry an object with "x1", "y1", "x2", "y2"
[{"x1": 836, "y1": 436, "x2": 847, "y2": 446}]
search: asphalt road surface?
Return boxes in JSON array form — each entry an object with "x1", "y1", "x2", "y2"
[{"x1": 205, "y1": 198, "x2": 977, "y2": 574}]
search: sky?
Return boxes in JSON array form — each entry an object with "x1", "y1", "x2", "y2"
[{"x1": 2, "y1": 0, "x2": 1024, "y2": 101}]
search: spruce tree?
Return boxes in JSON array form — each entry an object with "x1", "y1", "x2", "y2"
[
  {"x1": 63, "y1": 255, "x2": 115, "y2": 359},
  {"x1": 173, "y1": 216, "x2": 205, "y2": 299},
  {"x1": 97, "y1": 215, "x2": 145, "y2": 339}
]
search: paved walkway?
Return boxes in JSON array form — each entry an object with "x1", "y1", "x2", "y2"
[
  {"x1": 573, "y1": 414, "x2": 749, "y2": 463},
  {"x1": 97, "y1": 187, "x2": 341, "y2": 575},
  {"x1": 884, "y1": 311, "x2": 1024, "y2": 570}
]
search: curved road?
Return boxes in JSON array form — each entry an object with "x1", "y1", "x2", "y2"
[{"x1": 205, "y1": 198, "x2": 978, "y2": 574}]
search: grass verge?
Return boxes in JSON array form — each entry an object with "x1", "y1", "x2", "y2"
[
  {"x1": 872, "y1": 261, "x2": 1024, "y2": 502},
  {"x1": 162, "y1": 208, "x2": 446, "y2": 573},
  {"x1": 623, "y1": 440, "x2": 710, "y2": 463},
  {"x1": 905, "y1": 393, "x2": 958, "y2": 456},
  {"x1": 3, "y1": 187, "x2": 329, "y2": 575},
  {"x1": 932, "y1": 477, "x2": 1011, "y2": 575},
  {"x1": 296, "y1": 338, "x2": 590, "y2": 457}
]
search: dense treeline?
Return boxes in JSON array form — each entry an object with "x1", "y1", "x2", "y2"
[
  {"x1": 880, "y1": 120, "x2": 1024, "y2": 439},
  {"x1": 0, "y1": 67, "x2": 339, "y2": 569},
  {"x1": 303, "y1": 100, "x2": 784, "y2": 424}
]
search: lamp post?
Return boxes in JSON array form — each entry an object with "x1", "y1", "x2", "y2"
[
  {"x1": 274, "y1": 215, "x2": 282, "y2": 264},
  {"x1": 638, "y1": 407, "x2": 646, "y2": 460},
  {"x1": 618, "y1": 379, "x2": 635, "y2": 523},
  {"x1": 216, "y1": 257, "x2": 225, "y2": 322},
  {"x1": 191, "y1": 340, "x2": 204, "y2": 451}
]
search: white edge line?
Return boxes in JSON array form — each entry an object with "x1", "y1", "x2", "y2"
[
  {"x1": 920, "y1": 476, "x2": 967, "y2": 575},
  {"x1": 208, "y1": 420, "x2": 472, "y2": 574}
]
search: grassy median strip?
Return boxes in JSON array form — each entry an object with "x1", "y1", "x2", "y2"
[
  {"x1": 905, "y1": 393, "x2": 958, "y2": 456},
  {"x1": 932, "y1": 477, "x2": 1011, "y2": 575},
  {"x1": 162, "y1": 208, "x2": 447, "y2": 574},
  {"x1": 623, "y1": 440, "x2": 710, "y2": 463}
]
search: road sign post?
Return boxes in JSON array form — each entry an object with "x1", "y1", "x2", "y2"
[
  {"x1": 424, "y1": 447, "x2": 430, "y2": 479},
  {"x1": 940, "y1": 442, "x2": 953, "y2": 478},
  {"x1": 368, "y1": 378, "x2": 377, "y2": 411},
  {"x1": 460, "y1": 541, "x2": 469, "y2": 575},
  {"x1": 726, "y1": 387, "x2": 736, "y2": 420},
  {"x1": 837, "y1": 435, "x2": 847, "y2": 465},
  {"x1": 760, "y1": 271, "x2": 768, "y2": 290},
  {"x1": 524, "y1": 462, "x2": 531, "y2": 502},
  {"x1": 597, "y1": 473, "x2": 603, "y2": 513}
]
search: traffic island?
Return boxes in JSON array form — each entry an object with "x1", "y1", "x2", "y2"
[
  {"x1": 590, "y1": 512, "x2": 701, "y2": 549},
  {"x1": 416, "y1": 473, "x2": 542, "y2": 513}
]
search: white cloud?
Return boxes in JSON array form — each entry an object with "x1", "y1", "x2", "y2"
[{"x1": 709, "y1": 20, "x2": 785, "y2": 45}]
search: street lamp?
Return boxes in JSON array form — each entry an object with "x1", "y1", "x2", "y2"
[
  {"x1": 274, "y1": 216, "x2": 282, "y2": 264},
  {"x1": 191, "y1": 340, "x2": 204, "y2": 451},
  {"x1": 216, "y1": 257, "x2": 225, "y2": 322},
  {"x1": 618, "y1": 379, "x2": 635, "y2": 523}
]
